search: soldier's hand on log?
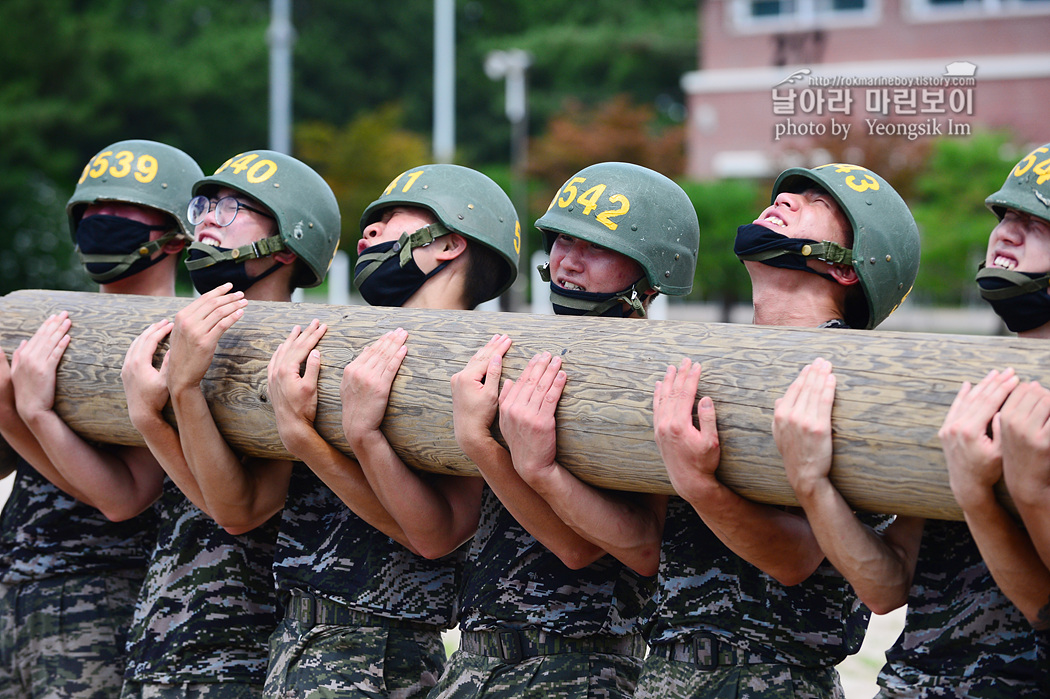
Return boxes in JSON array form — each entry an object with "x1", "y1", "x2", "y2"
[
  {"x1": 122, "y1": 320, "x2": 175, "y2": 425},
  {"x1": 773, "y1": 358, "x2": 836, "y2": 501},
  {"x1": 167, "y1": 284, "x2": 247, "y2": 393},
  {"x1": 341, "y1": 328, "x2": 408, "y2": 441},
  {"x1": 939, "y1": 369, "x2": 1016, "y2": 510},
  {"x1": 498, "y1": 352, "x2": 565, "y2": 484},
  {"x1": 267, "y1": 321, "x2": 328, "y2": 443},
  {"x1": 653, "y1": 358, "x2": 720, "y2": 502},
  {"x1": 10, "y1": 312, "x2": 72, "y2": 421},
  {"x1": 999, "y1": 379, "x2": 1050, "y2": 502},
  {"x1": 450, "y1": 334, "x2": 512, "y2": 456}
]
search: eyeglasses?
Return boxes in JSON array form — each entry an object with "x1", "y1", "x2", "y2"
[{"x1": 187, "y1": 195, "x2": 273, "y2": 227}]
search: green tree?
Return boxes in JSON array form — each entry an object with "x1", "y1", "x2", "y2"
[
  {"x1": 680, "y1": 178, "x2": 766, "y2": 316},
  {"x1": 0, "y1": 0, "x2": 699, "y2": 295},
  {"x1": 0, "y1": 0, "x2": 273, "y2": 294},
  {"x1": 295, "y1": 105, "x2": 430, "y2": 254},
  {"x1": 910, "y1": 132, "x2": 1021, "y2": 305},
  {"x1": 459, "y1": 1, "x2": 698, "y2": 163}
]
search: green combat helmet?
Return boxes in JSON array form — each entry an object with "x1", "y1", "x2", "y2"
[
  {"x1": 976, "y1": 143, "x2": 1050, "y2": 312},
  {"x1": 357, "y1": 163, "x2": 521, "y2": 299},
  {"x1": 534, "y1": 161, "x2": 700, "y2": 316},
  {"x1": 188, "y1": 150, "x2": 340, "y2": 288},
  {"x1": 771, "y1": 163, "x2": 920, "y2": 329},
  {"x1": 985, "y1": 143, "x2": 1050, "y2": 223},
  {"x1": 67, "y1": 139, "x2": 203, "y2": 281}
]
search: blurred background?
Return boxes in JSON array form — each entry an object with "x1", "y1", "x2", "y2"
[
  {"x1": 3, "y1": 3, "x2": 1049, "y2": 694},
  {"x1": 2, "y1": 0, "x2": 1047, "y2": 329}
]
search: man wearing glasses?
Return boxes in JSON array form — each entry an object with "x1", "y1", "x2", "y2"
[{"x1": 117, "y1": 149, "x2": 341, "y2": 699}]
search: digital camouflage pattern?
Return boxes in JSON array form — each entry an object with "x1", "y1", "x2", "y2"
[
  {"x1": 120, "y1": 680, "x2": 263, "y2": 699},
  {"x1": 428, "y1": 647, "x2": 641, "y2": 699},
  {"x1": 641, "y1": 498, "x2": 871, "y2": 682},
  {"x1": 267, "y1": 465, "x2": 456, "y2": 694},
  {"x1": 272, "y1": 465, "x2": 460, "y2": 626},
  {"x1": 877, "y1": 519, "x2": 1050, "y2": 698},
  {"x1": 123, "y1": 479, "x2": 279, "y2": 686},
  {"x1": 456, "y1": 486, "x2": 653, "y2": 638},
  {"x1": 0, "y1": 458, "x2": 153, "y2": 699},
  {"x1": 633, "y1": 656, "x2": 844, "y2": 699},
  {"x1": 0, "y1": 459, "x2": 155, "y2": 583},
  {"x1": 263, "y1": 617, "x2": 444, "y2": 699},
  {"x1": 0, "y1": 574, "x2": 142, "y2": 699}
]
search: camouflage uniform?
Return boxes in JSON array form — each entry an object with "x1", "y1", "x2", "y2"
[
  {"x1": 263, "y1": 464, "x2": 454, "y2": 698},
  {"x1": 0, "y1": 457, "x2": 155, "y2": 699},
  {"x1": 429, "y1": 485, "x2": 652, "y2": 698},
  {"x1": 634, "y1": 497, "x2": 874, "y2": 699},
  {"x1": 876, "y1": 519, "x2": 1050, "y2": 698},
  {"x1": 121, "y1": 478, "x2": 279, "y2": 698}
]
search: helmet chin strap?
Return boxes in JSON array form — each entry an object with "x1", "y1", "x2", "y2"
[
  {"x1": 354, "y1": 222, "x2": 452, "y2": 290},
  {"x1": 184, "y1": 235, "x2": 287, "y2": 271},
  {"x1": 77, "y1": 229, "x2": 183, "y2": 283},
  {"x1": 975, "y1": 263, "x2": 1050, "y2": 300},
  {"x1": 537, "y1": 262, "x2": 650, "y2": 317}
]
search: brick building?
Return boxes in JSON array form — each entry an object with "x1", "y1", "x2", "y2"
[{"x1": 683, "y1": 0, "x2": 1050, "y2": 179}]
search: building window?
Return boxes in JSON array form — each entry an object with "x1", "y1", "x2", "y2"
[
  {"x1": 730, "y1": 0, "x2": 877, "y2": 30},
  {"x1": 733, "y1": 0, "x2": 877, "y2": 29},
  {"x1": 910, "y1": 0, "x2": 1050, "y2": 17}
]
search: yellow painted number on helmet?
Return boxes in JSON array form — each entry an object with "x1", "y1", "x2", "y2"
[
  {"x1": 383, "y1": 170, "x2": 425, "y2": 196},
  {"x1": 110, "y1": 151, "x2": 134, "y2": 178},
  {"x1": 558, "y1": 177, "x2": 586, "y2": 208},
  {"x1": 577, "y1": 184, "x2": 607, "y2": 216},
  {"x1": 1014, "y1": 147, "x2": 1050, "y2": 186},
  {"x1": 214, "y1": 153, "x2": 277, "y2": 183},
  {"x1": 822, "y1": 163, "x2": 880, "y2": 193},
  {"x1": 223, "y1": 153, "x2": 259, "y2": 174},
  {"x1": 245, "y1": 159, "x2": 277, "y2": 184},
  {"x1": 87, "y1": 151, "x2": 113, "y2": 179},
  {"x1": 845, "y1": 174, "x2": 880, "y2": 193},
  {"x1": 1013, "y1": 146, "x2": 1050, "y2": 179},
  {"x1": 134, "y1": 155, "x2": 158, "y2": 184},
  {"x1": 825, "y1": 163, "x2": 869, "y2": 174},
  {"x1": 80, "y1": 149, "x2": 159, "y2": 185},
  {"x1": 556, "y1": 177, "x2": 632, "y2": 231},
  {"x1": 1034, "y1": 158, "x2": 1050, "y2": 186},
  {"x1": 596, "y1": 194, "x2": 630, "y2": 231},
  {"x1": 513, "y1": 220, "x2": 521, "y2": 255}
]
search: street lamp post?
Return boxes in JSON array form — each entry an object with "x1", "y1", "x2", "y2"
[
  {"x1": 485, "y1": 49, "x2": 532, "y2": 311},
  {"x1": 268, "y1": 0, "x2": 295, "y2": 155}
]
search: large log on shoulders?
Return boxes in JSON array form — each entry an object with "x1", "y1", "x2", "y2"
[{"x1": 0, "y1": 289, "x2": 1032, "y2": 521}]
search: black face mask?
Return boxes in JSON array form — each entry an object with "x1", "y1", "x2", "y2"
[
  {"x1": 353, "y1": 238, "x2": 449, "y2": 308},
  {"x1": 537, "y1": 262, "x2": 647, "y2": 317},
  {"x1": 733, "y1": 223, "x2": 849, "y2": 284},
  {"x1": 547, "y1": 282, "x2": 635, "y2": 317},
  {"x1": 977, "y1": 265, "x2": 1050, "y2": 333},
  {"x1": 186, "y1": 243, "x2": 282, "y2": 295},
  {"x1": 75, "y1": 214, "x2": 174, "y2": 283}
]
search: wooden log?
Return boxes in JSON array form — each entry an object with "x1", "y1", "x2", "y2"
[{"x1": 0, "y1": 289, "x2": 1033, "y2": 521}]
